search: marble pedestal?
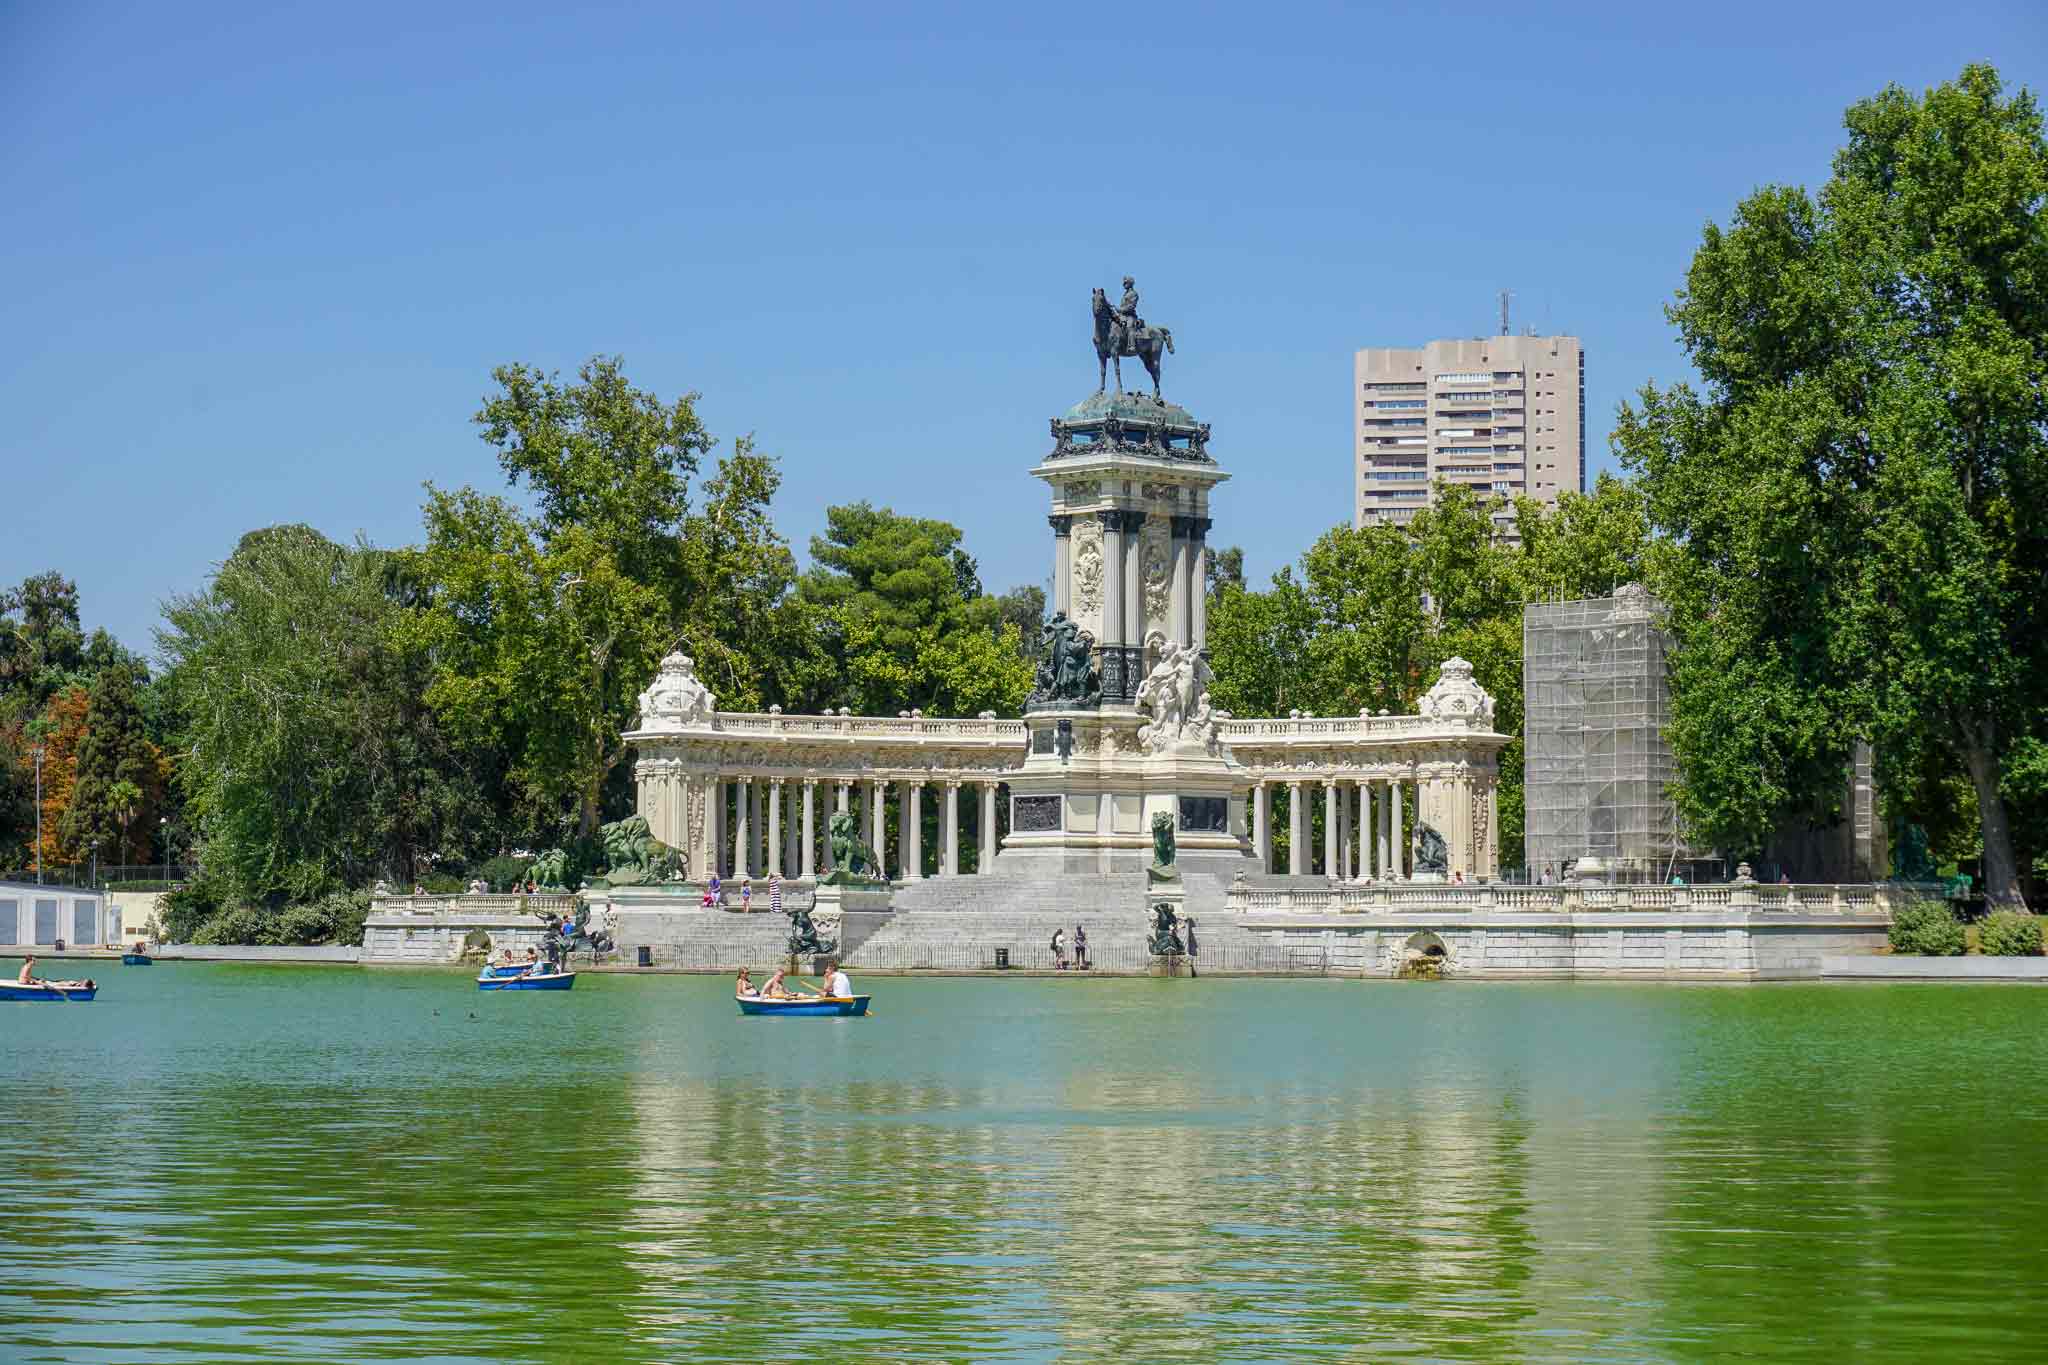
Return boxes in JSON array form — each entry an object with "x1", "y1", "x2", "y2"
[{"x1": 1000, "y1": 705, "x2": 1251, "y2": 874}]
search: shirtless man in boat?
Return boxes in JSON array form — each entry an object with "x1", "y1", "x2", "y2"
[
  {"x1": 757, "y1": 968, "x2": 815, "y2": 1000},
  {"x1": 18, "y1": 955, "x2": 37, "y2": 985}
]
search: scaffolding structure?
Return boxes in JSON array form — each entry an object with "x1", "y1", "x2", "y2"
[{"x1": 1522, "y1": 586, "x2": 1709, "y2": 881}]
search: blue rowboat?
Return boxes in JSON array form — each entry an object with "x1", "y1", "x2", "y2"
[
  {"x1": 1, "y1": 981, "x2": 98, "y2": 1002},
  {"x1": 477, "y1": 969, "x2": 575, "y2": 992},
  {"x1": 737, "y1": 995, "x2": 869, "y2": 1017},
  {"x1": 122, "y1": 953, "x2": 153, "y2": 966}
]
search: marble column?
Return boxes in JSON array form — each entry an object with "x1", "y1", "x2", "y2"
[
  {"x1": 1050, "y1": 515, "x2": 1072, "y2": 617},
  {"x1": 835, "y1": 781, "x2": 850, "y2": 815},
  {"x1": 1169, "y1": 516, "x2": 1192, "y2": 646},
  {"x1": 1254, "y1": 781, "x2": 1272, "y2": 872},
  {"x1": 897, "y1": 781, "x2": 913, "y2": 880},
  {"x1": 801, "y1": 780, "x2": 817, "y2": 879},
  {"x1": 1323, "y1": 781, "x2": 1339, "y2": 879},
  {"x1": 748, "y1": 780, "x2": 764, "y2": 878},
  {"x1": 1287, "y1": 780, "x2": 1306, "y2": 876},
  {"x1": 713, "y1": 779, "x2": 728, "y2": 879},
  {"x1": 734, "y1": 778, "x2": 753, "y2": 879},
  {"x1": 1189, "y1": 516, "x2": 1213, "y2": 650},
  {"x1": 942, "y1": 781, "x2": 961, "y2": 876},
  {"x1": 908, "y1": 783, "x2": 924, "y2": 879},
  {"x1": 1098, "y1": 510, "x2": 1126, "y2": 686},
  {"x1": 1390, "y1": 780, "x2": 1405, "y2": 880},
  {"x1": 1122, "y1": 511, "x2": 1144, "y2": 650},
  {"x1": 1355, "y1": 781, "x2": 1373, "y2": 881},
  {"x1": 979, "y1": 781, "x2": 997, "y2": 872},
  {"x1": 768, "y1": 779, "x2": 783, "y2": 879}
]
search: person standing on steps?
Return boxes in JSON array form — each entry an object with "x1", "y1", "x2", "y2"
[
  {"x1": 1051, "y1": 927, "x2": 1067, "y2": 969},
  {"x1": 1072, "y1": 923, "x2": 1088, "y2": 970}
]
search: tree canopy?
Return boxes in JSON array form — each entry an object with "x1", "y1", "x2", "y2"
[{"x1": 1618, "y1": 63, "x2": 2048, "y2": 905}]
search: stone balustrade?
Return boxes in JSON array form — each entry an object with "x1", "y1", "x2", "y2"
[
  {"x1": 376, "y1": 893, "x2": 580, "y2": 916},
  {"x1": 1226, "y1": 879, "x2": 1931, "y2": 917}
]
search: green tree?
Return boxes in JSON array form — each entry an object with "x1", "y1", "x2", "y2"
[
  {"x1": 161, "y1": 526, "x2": 486, "y2": 903},
  {"x1": 1205, "y1": 545, "x2": 1246, "y2": 600},
  {"x1": 672, "y1": 439, "x2": 810, "y2": 712},
  {"x1": 476, "y1": 356, "x2": 713, "y2": 592},
  {"x1": 58, "y1": 662, "x2": 163, "y2": 865},
  {"x1": 412, "y1": 490, "x2": 670, "y2": 840},
  {"x1": 1617, "y1": 64, "x2": 2048, "y2": 906},
  {"x1": 795, "y1": 503, "x2": 1032, "y2": 716}
]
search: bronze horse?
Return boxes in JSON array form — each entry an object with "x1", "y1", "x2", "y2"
[{"x1": 1092, "y1": 288, "x2": 1174, "y2": 397}]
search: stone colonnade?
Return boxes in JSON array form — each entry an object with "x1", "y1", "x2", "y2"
[
  {"x1": 1248, "y1": 776, "x2": 1425, "y2": 880},
  {"x1": 681, "y1": 773, "x2": 1005, "y2": 882}
]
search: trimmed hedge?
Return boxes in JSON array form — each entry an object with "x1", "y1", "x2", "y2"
[
  {"x1": 107, "y1": 879, "x2": 180, "y2": 893},
  {"x1": 1889, "y1": 900, "x2": 1966, "y2": 956},
  {"x1": 1979, "y1": 911, "x2": 2045, "y2": 957}
]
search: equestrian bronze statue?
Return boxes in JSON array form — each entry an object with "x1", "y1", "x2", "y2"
[{"x1": 1092, "y1": 276, "x2": 1175, "y2": 398}]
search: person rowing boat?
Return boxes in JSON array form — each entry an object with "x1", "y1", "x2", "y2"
[{"x1": 11, "y1": 957, "x2": 94, "y2": 993}]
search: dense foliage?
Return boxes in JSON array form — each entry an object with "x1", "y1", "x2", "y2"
[
  {"x1": 1619, "y1": 65, "x2": 2048, "y2": 906},
  {"x1": 1888, "y1": 900, "x2": 1967, "y2": 956},
  {"x1": 1977, "y1": 911, "x2": 2043, "y2": 957}
]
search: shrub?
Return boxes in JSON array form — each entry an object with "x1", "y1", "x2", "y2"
[
  {"x1": 190, "y1": 906, "x2": 271, "y2": 946},
  {"x1": 421, "y1": 873, "x2": 466, "y2": 895},
  {"x1": 1979, "y1": 911, "x2": 2044, "y2": 957},
  {"x1": 1889, "y1": 899, "x2": 1966, "y2": 956},
  {"x1": 321, "y1": 890, "x2": 372, "y2": 946},
  {"x1": 108, "y1": 879, "x2": 181, "y2": 893},
  {"x1": 160, "y1": 881, "x2": 224, "y2": 944},
  {"x1": 269, "y1": 902, "x2": 335, "y2": 945}
]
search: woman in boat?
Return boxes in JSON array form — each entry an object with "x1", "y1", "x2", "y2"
[{"x1": 734, "y1": 968, "x2": 755, "y2": 998}]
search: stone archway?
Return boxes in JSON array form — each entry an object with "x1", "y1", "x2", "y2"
[{"x1": 1391, "y1": 930, "x2": 1452, "y2": 979}]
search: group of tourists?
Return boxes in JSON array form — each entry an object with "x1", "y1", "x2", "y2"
[
  {"x1": 734, "y1": 960, "x2": 853, "y2": 1000},
  {"x1": 702, "y1": 872, "x2": 788, "y2": 911},
  {"x1": 491, "y1": 946, "x2": 562, "y2": 977},
  {"x1": 1048, "y1": 924, "x2": 1090, "y2": 970}
]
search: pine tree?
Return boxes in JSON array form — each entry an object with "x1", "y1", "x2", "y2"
[{"x1": 60, "y1": 663, "x2": 161, "y2": 866}]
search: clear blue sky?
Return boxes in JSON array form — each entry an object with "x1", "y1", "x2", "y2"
[{"x1": 4, "y1": 1, "x2": 2041, "y2": 654}]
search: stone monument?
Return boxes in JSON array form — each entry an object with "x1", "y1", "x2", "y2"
[{"x1": 1003, "y1": 278, "x2": 1249, "y2": 876}]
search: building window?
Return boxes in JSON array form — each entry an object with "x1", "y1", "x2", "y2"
[{"x1": 1433, "y1": 371, "x2": 1493, "y2": 385}]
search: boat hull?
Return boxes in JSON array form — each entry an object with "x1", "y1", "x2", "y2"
[
  {"x1": 1, "y1": 982, "x2": 97, "y2": 1002},
  {"x1": 477, "y1": 971, "x2": 575, "y2": 991},
  {"x1": 122, "y1": 954, "x2": 153, "y2": 966},
  {"x1": 737, "y1": 995, "x2": 869, "y2": 1017}
]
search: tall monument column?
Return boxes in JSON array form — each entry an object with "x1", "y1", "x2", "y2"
[
  {"x1": 1189, "y1": 516, "x2": 1213, "y2": 649},
  {"x1": 1050, "y1": 515, "x2": 1073, "y2": 617},
  {"x1": 1097, "y1": 508, "x2": 1126, "y2": 694}
]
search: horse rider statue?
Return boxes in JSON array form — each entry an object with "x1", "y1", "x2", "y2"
[
  {"x1": 1115, "y1": 276, "x2": 1145, "y2": 352},
  {"x1": 1092, "y1": 275, "x2": 1176, "y2": 398}
]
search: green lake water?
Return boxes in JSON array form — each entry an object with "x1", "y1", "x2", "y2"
[{"x1": 2, "y1": 967, "x2": 2045, "y2": 1362}]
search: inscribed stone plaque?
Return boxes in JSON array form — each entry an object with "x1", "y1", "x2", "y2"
[
  {"x1": 1179, "y1": 796, "x2": 1228, "y2": 834},
  {"x1": 1012, "y1": 795, "x2": 1062, "y2": 833},
  {"x1": 1031, "y1": 727, "x2": 1055, "y2": 755}
]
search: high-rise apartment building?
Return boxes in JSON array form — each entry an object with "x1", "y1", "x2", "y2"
[{"x1": 1353, "y1": 334, "x2": 1584, "y2": 533}]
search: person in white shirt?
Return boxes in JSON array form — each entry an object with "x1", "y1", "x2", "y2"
[{"x1": 822, "y1": 962, "x2": 852, "y2": 998}]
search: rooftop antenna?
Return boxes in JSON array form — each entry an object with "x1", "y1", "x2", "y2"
[{"x1": 1498, "y1": 289, "x2": 1512, "y2": 337}]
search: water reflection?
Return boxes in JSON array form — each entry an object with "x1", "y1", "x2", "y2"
[{"x1": 2, "y1": 971, "x2": 2044, "y2": 1362}]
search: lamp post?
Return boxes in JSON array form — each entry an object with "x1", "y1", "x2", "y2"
[
  {"x1": 160, "y1": 816, "x2": 168, "y2": 884},
  {"x1": 31, "y1": 745, "x2": 45, "y2": 885}
]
